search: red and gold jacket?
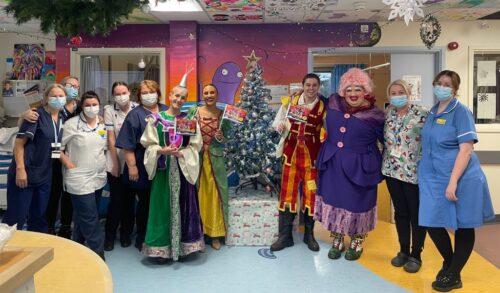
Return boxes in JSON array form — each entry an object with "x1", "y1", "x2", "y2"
[{"x1": 283, "y1": 95, "x2": 326, "y2": 167}]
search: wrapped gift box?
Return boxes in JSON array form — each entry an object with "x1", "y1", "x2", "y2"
[{"x1": 226, "y1": 188, "x2": 279, "y2": 246}]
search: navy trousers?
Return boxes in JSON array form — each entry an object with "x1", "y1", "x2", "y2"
[
  {"x1": 3, "y1": 178, "x2": 51, "y2": 232},
  {"x1": 70, "y1": 189, "x2": 104, "y2": 254}
]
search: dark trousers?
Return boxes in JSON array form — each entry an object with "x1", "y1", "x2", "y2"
[
  {"x1": 45, "y1": 160, "x2": 73, "y2": 229},
  {"x1": 70, "y1": 189, "x2": 104, "y2": 253},
  {"x1": 3, "y1": 178, "x2": 51, "y2": 232},
  {"x1": 104, "y1": 172, "x2": 135, "y2": 241},
  {"x1": 132, "y1": 186, "x2": 151, "y2": 243},
  {"x1": 427, "y1": 227, "x2": 475, "y2": 277},
  {"x1": 386, "y1": 176, "x2": 426, "y2": 258}
]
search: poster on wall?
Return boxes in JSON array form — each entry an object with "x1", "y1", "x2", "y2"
[
  {"x1": 5, "y1": 58, "x2": 13, "y2": 79},
  {"x1": 11, "y1": 44, "x2": 45, "y2": 80},
  {"x1": 476, "y1": 93, "x2": 497, "y2": 119},
  {"x1": 402, "y1": 75, "x2": 422, "y2": 102},
  {"x1": 14, "y1": 80, "x2": 27, "y2": 96},
  {"x1": 264, "y1": 85, "x2": 289, "y2": 105},
  {"x1": 477, "y1": 61, "x2": 497, "y2": 87},
  {"x1": 2, "y1": 80, "x2": 14, "y2": 97},
  {"x1": 41, "y1": 64, "x2": 56, "y2": 81}
]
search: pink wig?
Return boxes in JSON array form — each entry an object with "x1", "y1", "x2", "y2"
[{"x1": 337, "y1": 67, "x2": 374, "y2": 96}]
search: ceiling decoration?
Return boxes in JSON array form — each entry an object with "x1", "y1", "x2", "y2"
[
  {"x1": 420, "y1": 13, "x2": 441, "y2": 48},
  {"x1": 0, "y1": 0, "x2": 499, "y2": 34},
  {"x1": 383, "y1": 0, "x2": 427, "y2": 25},
  {"x1": 203, "y1": 0, "x2": 264, "y2": 12}
]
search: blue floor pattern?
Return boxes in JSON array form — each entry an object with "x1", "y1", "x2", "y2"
[{"x1": 106, "y1": 234, "x2": 408, "y2": 293}]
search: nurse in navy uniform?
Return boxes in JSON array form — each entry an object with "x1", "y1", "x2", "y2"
[{"x1": 3, "y1": 84, "x2": 66, "y2": 232}]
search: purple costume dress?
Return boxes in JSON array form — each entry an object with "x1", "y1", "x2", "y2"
[{"x1": 314, "y1": 94, "x2": 385, "y2": 236}]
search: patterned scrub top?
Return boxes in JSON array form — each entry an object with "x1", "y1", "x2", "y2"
[{"x1": 382, "y1": 104, "x2": 428, "y2": 184}]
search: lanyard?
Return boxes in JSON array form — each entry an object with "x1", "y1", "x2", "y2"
[
  {"x1": 52, "y1": 117, "x2": 62, "y2": 143},
  {"x1": 391, "y1": 109, "x2": 410, "y2": 146}
]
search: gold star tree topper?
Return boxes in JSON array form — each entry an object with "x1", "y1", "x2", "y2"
[{"x1": 243, "y1": 50, "x2": 262, "y2": 69}]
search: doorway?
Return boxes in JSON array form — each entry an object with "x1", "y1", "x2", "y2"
[{"x1": 308, "y1": 47, "x2": 444, "y2": 109}]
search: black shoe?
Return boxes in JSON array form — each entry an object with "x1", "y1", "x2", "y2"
[
  {"x1": 47, "y1": 227, "x2": 56, "y2": 235},
  {"x1": 303, "y1": 235, "x2": 320, "y2": 252},
  {"x1": 104, "y1": 240, "x2": 114, "y2": 251},
  {"x1": 135, "y1": 240, "x2": 143, "y2": 251},
  {"x1": 57, "y1": 225, "x2": 72, "y2": 239},
  {"x1": 432, "y1": 272, "x2": 462, "y2": 292},
  {"x1": 403, "y1": 256, "x2": 422, "y2": 273},
  {"x1": 436, "y1": 261, "x2": 449, "y2": 280},
  {"x1": 391, "y1": 252, "x2": 408, "y2": 267},
  {"x1": 270, "y1": 210, "x2": 295, "y2": 252},
  {"x1": 97, "y1": 251, "x2": 106, "y2": 261},
  {"x1": 135, "y1": 234, "x2": 145, "y2": 251},
  {"x1": 120, "y1": 237, "x2": 132, "y2": 248},
  {"x1": 149, "y1": 257, "x2": 170, "y2": 265},
  {"x1": 270, "y1": 234, "x2": 294, "y2": 251},
  {"x1": 303, "y1": 214, "x2": 319, "y2": 252}
]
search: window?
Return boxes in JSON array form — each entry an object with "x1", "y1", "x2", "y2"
[
  {"x1": 315, "y1": 72, "x2": 331, "y2": 99},
  {"x1": 469, "y1": 48, "x2": 500, "y2": 128},
  {"x1": 70, "y1": 48, "x2": 166, "y2": 105}
]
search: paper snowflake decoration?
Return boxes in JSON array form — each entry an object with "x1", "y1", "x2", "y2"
[
  {"x1": 383, "y1": 0, "x2": 428, "y2": 25},
  {"x1": 478, "y1": 93, "x2": 489, "y2": 103}
]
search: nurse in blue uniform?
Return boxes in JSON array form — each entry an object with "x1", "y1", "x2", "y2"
[
  {"x1": 115, "y1": 80, "x2": 168, "y2": 250},
  {"x1": 2, "y1": 84, "x2": 66, "y2": 232},
  {"x1": 418, "y1": 70, "x2": 494, "y2": 292}
]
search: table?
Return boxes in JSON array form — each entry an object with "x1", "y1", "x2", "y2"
[
  {"x1": 4, "y1": 231, "x2": 113, "y2": 293},
  {"x1": 0, "y1": 246, "x2": 52, "y2": 293}
]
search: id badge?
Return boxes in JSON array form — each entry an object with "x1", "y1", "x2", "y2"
[
  {"x1": 390, "y1": 146, "x2": 402, "y2": 158},
  {"x1": 51, "y1": 142, "x2": 61, "y2": 159}
]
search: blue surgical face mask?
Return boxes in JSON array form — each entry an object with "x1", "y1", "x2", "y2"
[
  {"x1": 433, "y1": 85, "x2": 453, "y2": 102},
  {"x1": 389, "y1": 95, "x2": 408, "y2": 108},
  {"x1": 47, "y1": 96, "x2": 66, "y2": 110},
  {"x1": 65, "y1": 86, "x2": 79, "y2": 101}
]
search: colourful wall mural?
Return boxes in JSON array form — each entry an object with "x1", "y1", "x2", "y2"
[
  {"x1": 56, "y1": 22, "x2": 379, "y2": 104},
  {"x1": 169, "y1": 22, "x2": 198, "y2": 102},
  {"x1": 197, "y1": 23, "x2": 379, "y2": 102}
]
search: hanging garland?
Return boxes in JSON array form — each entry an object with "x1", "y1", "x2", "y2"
[
  {"x1": 420, "y1": 14, "x2": 441, "y2": 49},
  {"x1": 4, "y1": 0, "x2": 149, "y2": 37}
]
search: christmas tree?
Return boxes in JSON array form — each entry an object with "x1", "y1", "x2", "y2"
[{"x1": 225, "y1": 51, "x2": 281, "y2": 192}]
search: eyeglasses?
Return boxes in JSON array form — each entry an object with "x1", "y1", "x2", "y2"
[
  {"x1": 203, "y1": 91, "x2": 216, "y2": 95},
  {"x1": 65, "y1": 83, "x2": 79, "y2": 89}
]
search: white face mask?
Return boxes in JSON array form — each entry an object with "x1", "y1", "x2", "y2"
[
  {"x1": 141, "y1": 93, "x2": 158, "y2": 106},
  {"x1": 84, "y1": 105, "x2": 100, "y2": 118},
  {"x1": 114, "y1": 94, "x2": 130, "y2": 106}
]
